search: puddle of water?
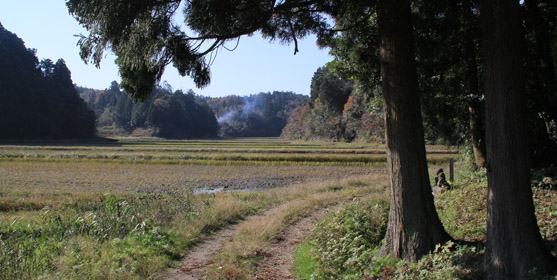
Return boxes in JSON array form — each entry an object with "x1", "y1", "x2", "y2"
[{"x1": 193, "y1": 187, "x2": 251, "y2": 194}]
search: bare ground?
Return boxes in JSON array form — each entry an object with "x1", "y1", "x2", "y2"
[
  {"x1": 163, "y1": 202, "x2": 345, "y2": 280},
  {"x1": 163, "y1": 213, "x2": 263, "y2": 280},
  {"x1": 252, "y1": 206, "x2": 338, "y2": 280}
]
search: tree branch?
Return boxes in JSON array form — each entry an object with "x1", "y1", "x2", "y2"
[{"x1": 288, "y1": 18, "x2": 299, "y2": 55}]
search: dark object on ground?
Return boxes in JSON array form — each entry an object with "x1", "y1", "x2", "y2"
[{"x1": 434, "y1": 168, "x2": 452, "y2": 193}]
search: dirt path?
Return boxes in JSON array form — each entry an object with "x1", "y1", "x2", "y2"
[
  {"x1": 163, "y1": 202, "x2": 345, "y2": 280},
  {"x1": 163, "y1": 213, "x2": 264, "y2": 280},
  {"x1": 252, "y1": 206, "x2": 336, "y2": 280}
]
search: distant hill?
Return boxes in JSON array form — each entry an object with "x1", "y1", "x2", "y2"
[
  {"x1": 206, "y1": 92, "x2": 308, "y2": 137},
  {"x1": 0, "y1": 23, "x2": 95, "y2": 139},
  {"x1": 77, "y1": 83, "x2": 218, "y2": 139}
]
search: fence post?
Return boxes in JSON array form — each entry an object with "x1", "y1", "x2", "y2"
[{"x1": 449, "y1": 157, "x2": 454, "y2": 182}]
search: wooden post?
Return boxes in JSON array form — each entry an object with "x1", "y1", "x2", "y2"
[{"x1": 449, "y1": 157, "x2": 454, "y2": 182}]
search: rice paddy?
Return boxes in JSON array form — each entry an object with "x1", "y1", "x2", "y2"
[{"x1": 0, "y1": 137, "x2": 458, "y2": 279}]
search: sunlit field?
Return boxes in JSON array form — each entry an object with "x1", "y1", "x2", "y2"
[
  {"x1": 0, "y1": 138, "x2": 458, "y2": 279},
  {"x1": 0, "y1": 138, "x2": 457, "y2": 165}
]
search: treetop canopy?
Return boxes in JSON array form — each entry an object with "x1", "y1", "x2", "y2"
[{"x1": 66, "y1": 0, "x2": 370, "y2": 101}]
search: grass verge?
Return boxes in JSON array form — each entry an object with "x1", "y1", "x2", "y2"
[
  {"x1": 292, "y1": 241, "x2": 318, "y2": 280},
  {"x1": 0, "y1": 190, "x2": 276, "y2": 279},
  {"x1": 204, "y1": 176, "x2": 388, "y2": 279},
  {"x1": 0, "y1": 174, "x2": 386, "y2": 279}
]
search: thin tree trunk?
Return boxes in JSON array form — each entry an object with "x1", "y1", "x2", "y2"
[
  {"x1": 468, "y1": 99, "x2": 486, "y2": 168},
  {"x1": 462, "y1": 0, "x2": 487, "y2": 169},
  {"x1": 525, "y1": 0, "x2": 557, "y2": 107},
  {"x1": 481, "y1": 0, "x2": 557, "y2": 278},
  {"x1": 376, "y1": 0, "x2": 451, "y2": 262}
]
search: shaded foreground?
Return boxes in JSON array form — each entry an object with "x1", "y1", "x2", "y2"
[{"x1": 294, "y1": 167, "x2": 556, "y2": 279}]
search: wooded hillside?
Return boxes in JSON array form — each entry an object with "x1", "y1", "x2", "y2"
[
  {"x1": 282, "y1": 66, "x2": 384, "y2": 142},
  {"x1": 78, "y1": 83, "x2": 218, "y2": 139},
  {"x1": 0, "y1": 23, "x2": 95, "y2": 139}
]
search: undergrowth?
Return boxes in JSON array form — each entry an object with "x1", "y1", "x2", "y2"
[
  {"x1": 0, "y1": 190, "x2": 271, "y2": 279},
  {"x1": 309, "y1": 198, "x2": 389, "y2": 279},
  {"x1": 296, "y1": 163, "x2": 557, "y2": 279}
]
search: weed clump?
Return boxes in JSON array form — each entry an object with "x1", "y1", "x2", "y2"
[
  {"x1": 308, "y1": 198, "x2": 389, "y2": 279},
  {"x1": 0, "y1": 192, "x2": 193, "y2": 279}
]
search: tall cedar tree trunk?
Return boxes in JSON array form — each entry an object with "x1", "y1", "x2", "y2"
[
  {"x1": 463, "y1": 0, "x2": 487, "y2": 169},
  {"x1": 481, "y1": 0, "x2": 557, "y2": 278},
  {"x1": 376, "y1": 0, "x2": 451, "y2": 261}
]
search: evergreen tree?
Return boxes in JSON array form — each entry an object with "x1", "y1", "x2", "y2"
[
  {"x1": 481, "y1": 0, "x2": 556, "y2": 277},
  {"x1": 0, "y1": 23, "x2": 96, "y2": 139},
  {"x1": 66, "y1": 0, "x2": 449, "y2": 262}
]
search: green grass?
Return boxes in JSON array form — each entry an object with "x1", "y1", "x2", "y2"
[
  {"x1": 300, "y1": 196, "x2": 390, "y2": 279},
  {"x1": 294, "y1": 162, "x2": 557, "y2": 279},
  {"x1": 0, "y1": 190, "x2": 283, "y2": 279},
  {"x1": 292, "y1": 241, "x2": 318, "y2": 280}
]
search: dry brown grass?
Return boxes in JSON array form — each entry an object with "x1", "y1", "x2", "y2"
[
  {"x1": 204, "y1": 175, "x2": 389, "y2": 279},
  {"x1": 0, "y1": 161, "x2": 373, "y2": 195}
]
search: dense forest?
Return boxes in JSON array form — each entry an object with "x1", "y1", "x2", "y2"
[
  {"x1": 206, "y1": 92, "x2": 307, "y2": 137},
  {"x1": 0, "y1": 23, "x2": 95, "y2": 139},
  {"x1": 79, "y1": 83, "x2": 218, "y2": 139}
]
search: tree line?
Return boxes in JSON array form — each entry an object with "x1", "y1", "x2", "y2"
[
  {"x1": 79, "y1": 82, "x2": 218, "y2": 139},
  {"x1": 66, "y1": 0, "x2": 557, "y2": 277},
  {"x1": 0, "y1": 23, "x2": 95, "y2": 140},
  {"x1": 80, "y1": 83, "x2": 307, "y2": 139},
  {"x1": 0, "y1": 22, "x2": 305, "y2": 141}
]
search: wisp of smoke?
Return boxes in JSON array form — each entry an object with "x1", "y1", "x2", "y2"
[
  {"x1": 217, "y1": 95, "x2": 261, "y2": 124},
  {"x1": 241, "y1": 96, "x2": 257, "y2": 116},
  {"x1": 217, "y1": 110, "x2": 237, "y2": 123}
]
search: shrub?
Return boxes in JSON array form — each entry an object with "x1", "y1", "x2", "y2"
[
  {"x1": 309, "y1": 198, "x2": 389, "y2": 279},
  {"x1": 394, "y1": 241, "x2": 484, "y2": 280},
  {"x1": 0, "y1": 192, "x2": 193, "y2": 279}
]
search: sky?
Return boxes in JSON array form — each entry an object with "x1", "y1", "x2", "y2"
[{"x1": 0, "y1": 1, "x2": 333, "y2": 97}]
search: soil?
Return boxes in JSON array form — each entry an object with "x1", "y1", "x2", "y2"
[
  {"x1": 252, "y1": 206, "x2": 336, "y2": 280},
  {"x1": 163, "y1": 203, "x2": 345, "y2": 280},
  {"x1": 163, "y1": 213, "x2": 262, "y2": 280}
]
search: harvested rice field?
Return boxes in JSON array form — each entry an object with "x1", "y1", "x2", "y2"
[{"x1": 0, "y1": 138, "x2": 457, "y2": 279}]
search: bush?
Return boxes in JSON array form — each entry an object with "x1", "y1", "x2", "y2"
[
  {"x1": 394, "y1": 241, "x2": 484, "y2": 280},
  {"x1": 0, "y1": 192, "x2": 193, "y2": 279},
  {"x1": 298, "y1": 163, "x2": 557, "y2": 279},
  {"x1": 309, "y1": 198, "x2": 389, "y2": 279}
]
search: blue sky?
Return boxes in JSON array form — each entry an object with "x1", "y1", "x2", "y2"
[{"x1": 0, "y1": 1, "x2": 333, "y2": 97}]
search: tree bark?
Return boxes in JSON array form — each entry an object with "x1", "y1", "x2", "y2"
[
  {"x1": 481, "y1": 0, "x2": 557, "y2": 278},
  {"x1": 462, "y1": 0, "x2": 487, "y2": 169},
  {"x1": 376, "y1": 0, "x2": 451, "y2": 262}
]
